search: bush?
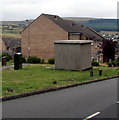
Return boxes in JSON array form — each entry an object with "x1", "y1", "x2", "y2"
[
  {"x1": 48, "y1": 58, "x2": 55, "y2": 64},
  {"x1": 108, "y1": 62, "x2": 112, "y2": 67},
  {"x1": 116, "y1": 60, "x2": 119, "y2": 66},
  {"x1": 2, "y1": 53, "x2": 12, "y2": 61},
  {"x1": 92, "y1": 61, "x2": 99, "y2": 66},
  {"x1": 6, "y1": 55, "x2": 12, "y2": 61},
  {"x1": 22, "y1": 57, "x2": 26, "y2": 63},
  {"x1": 41, "y1": 59, "x2": 45, "y2": 64},
  {"x1": 111, "y1": 61, "x2": 117, "y2": 67},
  {"x1": 2, "y1": 52, "x2": 8, "y2": 57},
  {"x1": 27, "y1": 56, "x2": 41, "y2": 64}
]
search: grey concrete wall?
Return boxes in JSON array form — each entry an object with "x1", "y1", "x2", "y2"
[
  {"x1": 79, "y1": 44, "x2": 92, "y2": 70},
  {"x1": 54, "y1": 40, "x2": 92, "y2": 71}
]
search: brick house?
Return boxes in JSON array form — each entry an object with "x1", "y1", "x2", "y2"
[
  {"x1": 21, "y1": 13, "x2": 104, "y2": 61},
  {"x1": 0, "y1": 37, "x2": 6, "y2": 52},
  {"x1": 1, "y1": 37, "x2": 21, "y2": 57}
]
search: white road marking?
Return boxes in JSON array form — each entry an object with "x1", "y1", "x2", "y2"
[
  {"x1": 83, "y1": 112, "x2": 100, "y2": 120},
  {"x1": 117, "y1": 101, "x2": 119, "y2": 104}
]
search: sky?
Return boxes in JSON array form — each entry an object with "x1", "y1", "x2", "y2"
[{"x1": 1, "y1": 0, "x2": 119, "y2": 21}]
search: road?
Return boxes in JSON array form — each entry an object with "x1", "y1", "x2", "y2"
[
  {"x1": 94, "y1": 103, "x2": 118, "y2": 118},
  {"x1": 2, "y1": 78, "x2": 118, "y2": 119}
]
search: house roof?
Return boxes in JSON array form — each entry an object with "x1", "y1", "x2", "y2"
[
  {"x1": 43, "y1": 14, "x2": 104, "y2": 41},
  {"x1": 43, "y1": 14, "x2": 83, "y2": 33},
  {"x1": 21, "y1": 13, "x2": 104, "y2": 41},
  {"x1": 2, "y1": 37, "x2": 21, "y2": 49}
]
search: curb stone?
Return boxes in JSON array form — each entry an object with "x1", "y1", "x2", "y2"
[{"x1": 2, "y1": 76, "x2": 119, "y2": 101}]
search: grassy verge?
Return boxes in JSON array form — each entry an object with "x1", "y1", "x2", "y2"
[
  {"x1": 2, "y1": 64, "x2": 118, "y2": 97},
  {"x1": 2, "y1": 33, "x2": 21, "y2": 39},
  {"x1": 5, "y1": 60, "x2": 14, "y2": 66}
]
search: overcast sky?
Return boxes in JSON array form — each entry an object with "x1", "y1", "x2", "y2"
[{"x1": 1, "y1": 0, "x2": 119, "y2": 21}]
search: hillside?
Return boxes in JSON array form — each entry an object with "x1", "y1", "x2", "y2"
[
  {"x1": 1, "y1": 20, "x2": 33, "y2": 26},
  {"x1": 63, "y1": 17, "x2": 95, "y2": 22},
  {"x1": 76, "y1": 19, "x2": 118, "y2": 32},
  {"x1": 1, "y1": 18, "x2": 118, "y2": 32},
  {"x1": 63, "y1": 17, "x2": 118, "y2": 32}
]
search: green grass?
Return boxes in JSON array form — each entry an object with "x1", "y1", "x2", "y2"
[
  {"x1": 2, "y1": 60, "x2": 14, "y2": 67},
  {"x1": 2, "y1": 64, "x2": 118, "y2": 97},
  {"x1": 1, "y1": 24, "x2": 23, "y2": 39},
  {"x1": 2, "y1": 33, "x2": 21, "y2": 39},
  {"x1": 5, "y1": 60, "x2": 14, "y2": 66},
  {"x1": 2, "y1": 25, "x2": 23, "y2": 35}
]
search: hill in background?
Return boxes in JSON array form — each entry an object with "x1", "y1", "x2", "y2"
[
  {"x1": 1, "y1": 20, "x2": 33, "y2": 26},
  {"x1": 1, "y1": 17, "x2": 118, "y2": 50},
  {"x1": 63, "y1": 17, "x2": 118, "y2": 32},
  {"x1": 1, "y1": 17, "x2": 118, "y2": 33}
]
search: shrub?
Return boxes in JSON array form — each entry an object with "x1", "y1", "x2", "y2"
[
  {"x1": 48, "y1": 58, "x2": 55, "y2": 64},
  {"x1": 2, "y1": 53, "x2": 12, "y2": 61},
  {"x1": 2, "y1": 52, "x2": 8, "y2": 57},
  {"x1": 111, "y1": 61, "x2": 117, "y2": 67},
  {"x1": 108, "y1": 62, "x2": 112, "y2": 67},
  {"x1": 92, "y1": 61, "x2": 99, "y2": 66},
  {"x1": 27, "y1": 56, "x2": 41, "y2": 64},
  {"x1": 0, "y1": 53, "x2": 2, "y2": 61},
  {"x1": 41, "y1": 59, "x2": 45, "y2": 64},
  {"x1": 116, "y1": 60, "x2": 119, "y2": 66},
  {"x1": 5, "y1": 55, "x2": 12, "y2": 61},
  {"x1": 22, "y1": 56, "x2": 26, "y2": 63}
]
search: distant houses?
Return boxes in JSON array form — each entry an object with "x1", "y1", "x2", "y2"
[
  {"x1": 21, "y1": 13, "x2": 105, "y2": 61},
  {"x1": 1, "y1": 37, "x2": 21, "y2": 57}
]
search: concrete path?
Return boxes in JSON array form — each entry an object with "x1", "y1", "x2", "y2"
[
  {"x1": 1, "y1": 65, "x2": 14, "y2": 70},
  {"x1": 1, "y1": 64, "x2": 29, "y2": 70}
]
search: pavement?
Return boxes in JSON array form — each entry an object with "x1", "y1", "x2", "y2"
[
  {"x1": 1, "y1": 64, "x2": 29, "y2": 70},
  {"x1": 1, "y1": 65, "x2": 14, "y2": 70},
  {"x1": 2, "y1": 78, "x2": 118, "y2": 119}
]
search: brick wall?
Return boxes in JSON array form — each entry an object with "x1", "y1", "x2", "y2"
[
  {"x1": 21, "y1": 14, "x2": 103, "y2": 62},
  {"x1": 0, "y1": 39, "x2": 6, "y2": 52},
  {"x1": 21, "y1": 15, "x2": 68, "y2": 60},
  {"x1": 81, "y1": 34, "x2": 87, "y2": 40},
  {"x1": 91, "y1": 40, "x2": 103, "y2": 61}
]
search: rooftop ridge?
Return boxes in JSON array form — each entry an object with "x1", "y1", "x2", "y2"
[{"x1": 21, "y1": 13, "x2": 104, "y2": 41}]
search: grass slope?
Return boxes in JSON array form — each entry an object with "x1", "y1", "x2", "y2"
[
  {"x1": 2, "y1": 64, "x2": 118, "y2": 97},
  {"x1": 75, "y1": 21, "x2": 117, "y2": 31}
]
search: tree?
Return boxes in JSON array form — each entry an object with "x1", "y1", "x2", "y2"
[{"x1": 102, "y1": 39, "x2": 117, "y2": 62}]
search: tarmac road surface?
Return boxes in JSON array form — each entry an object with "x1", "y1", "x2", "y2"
[{"x1": 2, "y1": 78, "x2": 118, "y2": 119}]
